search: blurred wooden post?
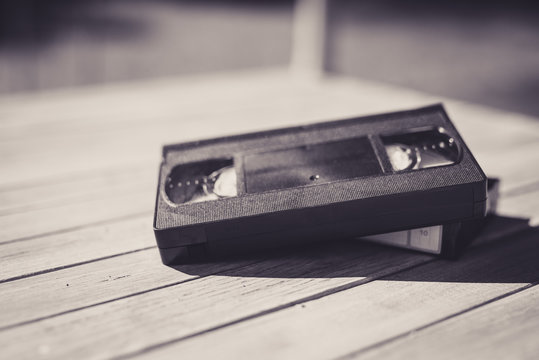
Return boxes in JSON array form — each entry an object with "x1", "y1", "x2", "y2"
[{"x1": 290, "y1": 0, "x2": 329, "y2": 80}]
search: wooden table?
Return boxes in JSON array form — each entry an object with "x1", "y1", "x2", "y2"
[{"x1": 1, "y1": 68, "x2": 538, "y2": 359}]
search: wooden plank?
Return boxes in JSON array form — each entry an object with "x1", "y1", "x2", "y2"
[
  {"x1": 354, "y1": 285, "x2": 539, "y2": 360},
  {"x1": 0, "y1": 166, "x2": 152, "y2": 215},
  {"x1": 131, "y1": 228, "x2": 539, "y2": 360},
  {"x1": 444, "y1": 102, "x2": 539, "y2": 153},
  {"x1": 498, "y1": 188, "x2": 539, "y2": 226},
  {"x1": 0, "y1": 249, "x2": 257, "y2": 330},
  {"x1": 0, "y1": 242, "x2": 433, "y2": 360},
  {"x1": 1, "y1": 212, "x2": 527, "y2": 330},
  {"x1": 0, "y1": 216, "x2": 154, "y2": 282},
  {"x1": 0, "y1": 190, "x2": 152, "y2": 244},
  {"x1": 473, "y1": 141, "x2": 539, "y2": 194}
]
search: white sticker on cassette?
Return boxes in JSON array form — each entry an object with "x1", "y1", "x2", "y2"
[{"x1": 410, "y1": 226, "x2": 442, "y2": 253}]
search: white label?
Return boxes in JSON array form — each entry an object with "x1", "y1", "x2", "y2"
[
  {"x1": 410, "y1": 226, "x2": 442, "y2": 253},
  {"x1": 360, "y1": 225, "x2": 443, "y2": 254}
]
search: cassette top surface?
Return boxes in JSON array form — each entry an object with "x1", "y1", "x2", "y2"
[{"x1": 156, "y1": 104, "x2": 484, "y2": 227}]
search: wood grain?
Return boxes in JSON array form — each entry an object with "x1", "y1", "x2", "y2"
[
  {"x1": 0, "y1": 191, "x2": 152, "y2": 244},
  {"x1": 475, "y1": 141, "x2": 539, "y2": 194},
  {"x1": 0, "y1": 69, "x2": 538, "y2": 360},
  {"x1": 136, "y1": 228, "x2": 539, "y2": 360},
  {"x1": 0, "y1": 242, "x2": 432, "y2": 360},
  {"x1": 354, "y1": 284, "x2": 539, "y2": 360},
  {"x1": 0, "y1": 216, "x2": 154, "y2": 282},
  {"x1": 498, "y1": 188, "x2": 539, "y2": 226},
  {"x1": 0, "y1": 249, "x2": 258, "y2": 330}
]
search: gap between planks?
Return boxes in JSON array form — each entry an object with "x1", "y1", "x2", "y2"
[{"x1": 0, "y1": 246, "x2": 155, "y2": 285}]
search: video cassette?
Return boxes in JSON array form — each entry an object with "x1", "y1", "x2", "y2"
[{"x1": 153, "y1": 104, "x2": 487, "y2": 264}]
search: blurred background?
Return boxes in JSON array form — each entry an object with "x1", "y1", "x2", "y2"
[{"x1": 1, "y1": 0, "x2": 538, "y2": 116}]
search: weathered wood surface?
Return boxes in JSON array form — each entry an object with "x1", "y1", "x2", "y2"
[
  {"x1": 139, "y1": 229, "x2": 539, "y2": 360},
  {"x1": 0, "y1": 68, "x2": 537, "y2": 359},
  {"x1": 355, "y1": 283, "x2": 539, "y2": 360}
]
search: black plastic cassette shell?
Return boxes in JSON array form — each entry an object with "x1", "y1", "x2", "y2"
[{"x1": 154, "y1": 104, "x2": 487, "y2": 264}]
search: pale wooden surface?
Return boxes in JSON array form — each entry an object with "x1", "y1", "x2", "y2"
[{"x1": 0, "y1": 68, "x2": 538, "y2": 360}]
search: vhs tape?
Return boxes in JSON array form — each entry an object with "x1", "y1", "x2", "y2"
[{"x1": 154, "y1": 104, "x2": 487, "y2": 264}]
